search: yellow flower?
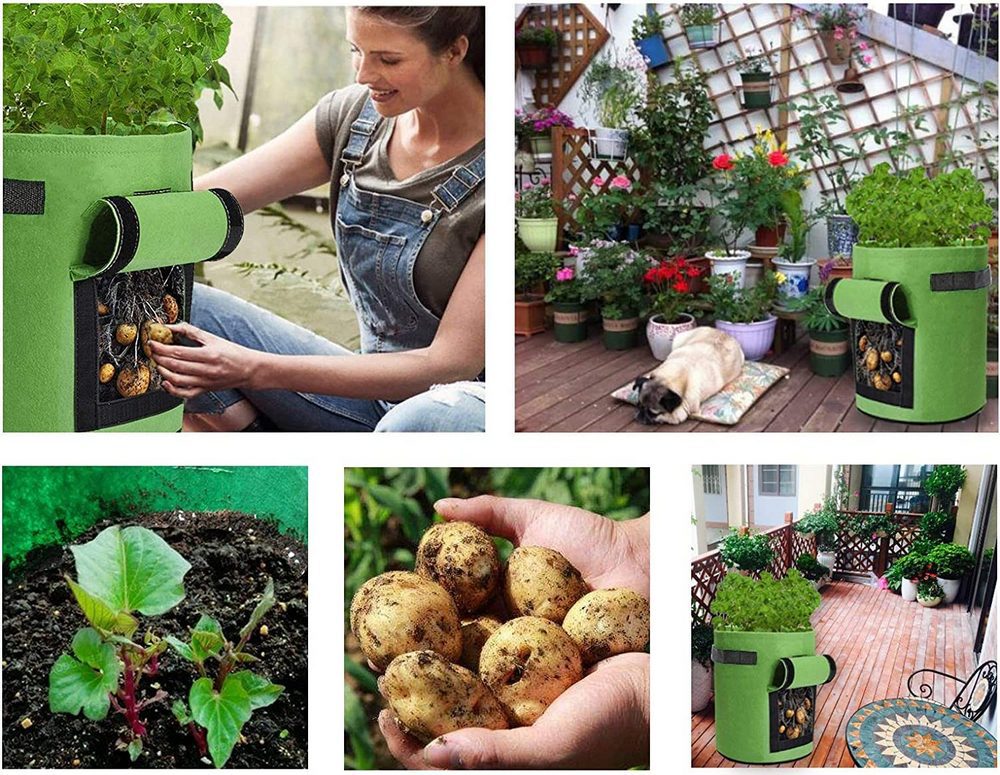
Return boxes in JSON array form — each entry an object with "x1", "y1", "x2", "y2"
[{"x1": 775, "y1": 271, "x2": 788, "y2": 285}]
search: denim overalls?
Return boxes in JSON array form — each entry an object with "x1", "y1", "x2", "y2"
[{"x1": 335, "y1": 96, "x2": 485, "y2": 354}]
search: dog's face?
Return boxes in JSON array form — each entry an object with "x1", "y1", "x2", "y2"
[{"x1": 633, "y1": 375, "x2": 683, "y2": 425}]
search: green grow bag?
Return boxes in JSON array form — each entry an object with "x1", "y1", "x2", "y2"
[
  {"x1": 3, "y1": 128, "x2": 243, "y2": 432},
  {"x1": 713, "y1": 630, "x2": 835, "y2": 764},
  {"x1": 825, "y1": 245, "x2": 989, "y2": 423},
  {"x1": 1, "y1": 466, "x2": 307, "y2": 567}
]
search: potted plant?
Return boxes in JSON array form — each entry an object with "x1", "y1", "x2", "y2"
[
  {"x1": 809, "y1": 4, "x2": 867, "y2": 65},
  {"x1": 514, "y1": 247, "x2": 558, "y2": 336},
  {"x1": 923, "y1": 465, "x2": 968, "y2": 511},
  {"x1": 515, "y1": 25, "x2": 559, "y2": 70},
  {"x1": 773, "y1": 189, "x2": 817, "y2": 307},
  {"x1": 643, "y1": 257, "x2": 703, "y2": 359},
  {"x1": 681, "y1": 4, "x2": 719, "y2": 49},
  {"x1": 702, "y1": 271, "x2": 781, "y2": 361},
  {"x1": 718, "y1": 529, "x2": 775, "y2": 574},
  {"x1": 574, "y1": 174, "x2": 640, "y2": 242},
  {"x1": 795, "y1": 552, "x2": 832, "y2": 590},
  {"x1": 637, "y1": 183, "x2": 712, "y2": 271},
  {"x1": 919, "y1": 510, "x2": 955, "y2": 545},
  {"x1": 709, "y1": 571, "x2": 832, "y2": 764},
  {"x1": 631, "y1": 10, "x2": 672, "y2": 69},
  {"x1": 515, "y1": 177, "x2": 560, "y2": 252},
  {"x1": 580, "y1": 240, "x2": 652, "y2": 349},
  {"x1": 729, "y1": 47, "x2": 774, "y2": 110},
  {"x1": 893, "y1": 552, "x2": 933, "y2": 602},
  {"x1": 927, "y1": 543, "x2": 975, "y2": 604},
  {"x1": 692, "y1": 616, "x2": 714, "y2": 713},
  {"x1": 788, "y1": 287, "x2": 850, "y2": 376},
  {"x1": 545, "y1": 265, "x2": 589, "y2": 343},
  {"x1": 916, "y1": 576, "x2": 944, "y2": 607},
  {"x1": 516, "y1": 106, "x2": 574, "y2": 158},
  {"x1": 854, "y1": 512, "x2": 896, "y2": 539},
  {"x1": 794, "y1": 500, "x2": 840, "y2": 571},
  {"x1": 579, "y1": 47, "x2": 646, "y2": 160}
]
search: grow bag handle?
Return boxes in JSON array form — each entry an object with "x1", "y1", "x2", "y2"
[
  {"x1": 70, "y1": 188, "x2": 243, "y2": 281},
  {"x1": 771, "y1": 654, "x2": 837, "y2": 691},
  {"x1": 825, "y1": 278, "x2": 913, "y2": 326}
]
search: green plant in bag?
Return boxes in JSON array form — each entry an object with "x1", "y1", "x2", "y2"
[{"x1": 711, "y1": 570, "x2": 820, "y2": 632}]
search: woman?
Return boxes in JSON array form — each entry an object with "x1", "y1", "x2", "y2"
[{"x1": 148, "y1": 6, "x2": 486, "y2": 432}]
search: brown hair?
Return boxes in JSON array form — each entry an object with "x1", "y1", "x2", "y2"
[{"x1": 354, "y1": 6, "x2": 485, "y2": 86}]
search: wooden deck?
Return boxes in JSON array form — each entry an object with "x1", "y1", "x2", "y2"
[
  {"x1": 515, "y1": 328, "x2": 999, "y2": 433},
  {"x1": 691, "y1": 580, "x2": 978, "y2": 768}
]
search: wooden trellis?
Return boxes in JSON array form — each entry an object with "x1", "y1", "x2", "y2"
[{"x1": 516, "y1": 3, "x2": 609, "y2": 108}]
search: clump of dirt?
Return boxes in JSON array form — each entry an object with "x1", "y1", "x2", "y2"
[{"x1": 2, "y1": 510, "x2": 307, "y2": 769}]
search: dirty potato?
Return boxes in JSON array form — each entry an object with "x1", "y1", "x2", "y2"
[
  {"x1": 479, "y1": 616, "x2": 583, "y2": 725},
  {"x1": 97, "y1": 300, "x2": 110, "y2": 316},
  {"x1": 415, "y1": 521, "x2": 500, "y2": 613},
  {"x1": 502, "y1": 546, "x2": 588, "y2": 623},
  {"x1": 115, "y1": 323, "x2": 138, "y2": 345},
  {"x1": 562, "y1": 588, "x2": 650, "y2": 666},
  {"x1": 98, "y1": 363, "x2": 116, "y2": 384},
  {"x1": 350, "y1": 571, "x2": 462, "y2": 672},
  {"x1": 116, "y1": 364, "x2": 150, "y2": 397},
  {"x1": 381, "y1": 651, "x2": 508, "y2": 742},
  {"x1": 141, "y1": 320, "x2": 173, "y2": 358},
  {"x1": 459, "y1": 615, "x2": 502, "y2": 673},
  {"x1": 162, "y1": 293, "x2": 180, "y2": 324}
]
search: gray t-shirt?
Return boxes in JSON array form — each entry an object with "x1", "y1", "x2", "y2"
[{"x1": 315, "y1": 84, "x2": 485, "y2": 318}]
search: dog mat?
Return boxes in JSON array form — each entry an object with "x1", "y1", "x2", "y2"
[{"x1": 611, "y1": 361, "x2": 790, "y2": 425}]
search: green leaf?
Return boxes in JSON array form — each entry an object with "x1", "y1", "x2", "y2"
[
  {"x1": 71, "y1": 525, "x2": 190, "y2": 616},
  {"x1": 229, "y1": 671, "x2": 283, "y2": 710},
  {"x1": 344, "y1": 654, "x2": 378, "y2": 694},
  {"x1": 66, "y1": 577, "x2": 138, "y2": 637},
  {"x1": 238, "y1": 578, "x2": 275, "y2": 641},
  {"x1": 49, "y1": 628, "x2": 121, "y2": 720},
  {"x1": 165, "y1": 636, "x2": 194, "y2": 662},
  {"x1": 191, "y1": 615, "x2": 225, "y2": 662},
  {"x1": 127, "y1": 738, "x2": 142, "y2": 762},
  {"x1": 345, "y1": 685, "x2": 375, "y2": 770},
  {"x1": 172, "y1": 699, "x2": 193, "y2": 725},
  {"x1": 190, "y1": 675, "x2": 252, "y2": 769}
]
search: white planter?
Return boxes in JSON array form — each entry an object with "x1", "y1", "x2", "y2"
[
  {"x1": 646, "y1": 313, "x2": 697, "y2": 360},
  {"x1": 901, "y1": 577, "x2": 917, "y2": 602},
  {"x1": 939, "y1": 577, "x2": 961, "y2": 604},
  {"x1": 707, "y1": 249, "x2": 751, "y2": 288},
  {"x1": 743, "y1": 259, "x2": 763, "y2": 288},
  {"x1": 590, "y1": 127, "x2": 629, "y2": 160},
  {"x1": 772, "y1": 257, "x2": 816, "y2": 307},
  {"x1": 918, "y1": 595, "x2": 943, "y2": 608},
  {"x1": 692, "y1": 659, "x2": 713, "y2": 713},
  {"x1": 817, "y1": 550, "x2": 836, "y2": 572}
]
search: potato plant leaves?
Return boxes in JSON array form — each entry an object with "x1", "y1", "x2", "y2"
[
  {"x1": 49, "y1": 628, "x2": 121, "y2": 720},
  {"x1": 67, "y1": 577, "x2": 138, "y2": 637},
  {"x1": 238, "y1": 578, "x2": 275, "y2": 640},
  {"x1": 167, "y1": 615, "x2": 225, "y2": 665},
  {"x1": 188, "y1": 671, "x2": 283, "y2": 767}
]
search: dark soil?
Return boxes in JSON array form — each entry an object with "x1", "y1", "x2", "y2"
[{"x1": 2, "y1": 511, "x2": 307, "y2": 769}]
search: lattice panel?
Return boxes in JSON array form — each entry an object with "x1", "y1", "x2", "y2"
[
  {"x1": 766, "y1": 525, "x2": 794, "y2": 577},
  {"x1": 791, "y1": 529, "x2": 816, "y2": 561},
  {"x1": 837, "y1": 530, "x2": 880, "y2": 575},
  {"x1": 516, "y1": 4, "x2": 609, "y2": 108},
  {"x1": 691, "y1": 553, "x2": 725, "y2": 624}
]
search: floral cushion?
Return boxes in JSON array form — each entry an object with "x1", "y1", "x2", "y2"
[{"x1": 611, "y1": 361, "x2": 790, "y2": 425}]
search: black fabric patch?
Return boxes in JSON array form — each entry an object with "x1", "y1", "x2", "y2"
[
  {"x1": 89, "y1": 196, "x2": 141, "y2": 278},
  {"x1": 930, "y1": 267, "x2": 992, "y2": 292},
  {"x1": 207, "y1": 188, "x2": 244, "y2": 261},
  {"x1": 712, "y1": 646, "x2": 758, "y2": 665},
  {"x1": 3, "y1": 178, "x2": 45, "y2": 214}
]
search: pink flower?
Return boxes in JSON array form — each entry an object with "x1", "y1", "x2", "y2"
[
  {"x1": 567, "y1": 244, "x2": 580, "y2": 257},
  {"x1": 849, "y1": 28, "x2": 858, "y2": 40},
  {"x1": 556, "y1": 267, "x2": 575, "y2": 282},
  {"x1": 540, "y1": 176, "x2": 551, "y2": 185},
  {"x1": 593, "y1": 176, "x2": 605, "y2": 188},
  {"x1": 523, "y1": 182, "x2": 533, "y2": 190},
  {"x1": 610, "y1": 175, "x2": 632, "y2": 190},
  {"x1": 833, "y1": 26, "x2": 844, "y2": 41},
  {"x1": 567, "y1": 192, "x2": 578, "y2": 201},
  {"x1": 863, "y1": 54, "x2": 872, "y2": 65},
  {"x1": 858, "y1": 40, "x2": 868, "y2": 50}
]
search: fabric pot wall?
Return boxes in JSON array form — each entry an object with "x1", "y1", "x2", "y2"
[
  {"x1": 1, "y1": 466, "x2": 308, "y2": 566},
  {"x1": 825, "y1": 245, "x2": 988, "y2": 423},
  {"x1": 3, "y1": 128, "x2": 243, "y2": 432},
  {"x1": 713, "y1": 629, "x2": 836, "y2": 764}
]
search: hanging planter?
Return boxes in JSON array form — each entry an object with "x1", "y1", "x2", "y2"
[
  {"x1": 515, "y1": 26, "x2": 559, "y2": 70},
  {"x1": 818, "y1": 30, "x2": 851, "y2": 64},
  {"x1": 739, "y1": 71, "x2": 774, "y2": 110},
  {"x1": 631, "y1": 10, "x2": 672, "y2": 69},
  {"x1": 590, "y1": 127, "x2": 630, "y2": 160}
]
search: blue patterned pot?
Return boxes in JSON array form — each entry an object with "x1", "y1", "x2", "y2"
[
  {"x1": 773, "y1": 258, "x2": 815, "y2": 307},
  {"x1": 827, "y1": 214, "x2": 859, "y2": 261}
]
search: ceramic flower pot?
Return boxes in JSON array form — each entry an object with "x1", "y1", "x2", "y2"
[
  {"x1": 938, "y1": 577, "x2": 961, "y2": 604},
  {"x1": 552, "y1": 301, "x2": 588, "y2": 343},
  {"x1": 591, "y1": 127, "x2": 629, "y2": 160},
  {"x1": 647, "y1": 313, "x2": 697, "y2": 360},
  {"x1": 685, "y1": 23, "x2": 718, "y2": 49},
  {"x1": 917, "y1": 594, "x2": 943, "y2": 608},
  {"x1": 901, "y1": 577, "x2": 917, "y2": 602},
  {"x1": 692, "y1": 660, "x2": 713, "y2": 713},
  {"x1": 516, "y1": 216, "x2": 558, "y2": 252},
  {"x1": 817, "y1": 551, "x2": 837, "y2": 572},
  {"x1": 528, "y1": 134, "x2": 553, "y2": 158},
  {"x1": 707, "y1": 249, "x2": 751, "y2": 288},
  {"x1": 826, "y1": 214, "x2": 859, "y2": 262},
  {"x1": 740, "y1": 71, "x2": 773, "y2": 109},
  {"x1": 772, "y1": 257, "x2": 815, "y2": 307},
  {"x1": 602, "y1": 315, "x2": 640, "y2": 350},
  {"x1": 715, "y1": 315, "x2": 777, "y2": 361},
  {"x1": 635, "y1": 34, "x2": 670, "y2": 68},
  {"x1": 819, "y1": 30, "x2": 851, "y2": 65},
  {"x1": 809, "y1": 327, "x2": 850, "y2": 377}
]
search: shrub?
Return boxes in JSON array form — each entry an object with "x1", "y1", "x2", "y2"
[
  {"x1": 891, "y1": 551, "x2": 934, "y2": 581},
  {"x1": 711, "y1": 570, "x2": 821, "y2": 632},
  {"x1": 702, "y1": 271, "x2": 780, "y2": 324},
  {"x1": 719, "y1": 530, "x2": 775, "y2": 573},
  {"x1": 515, "y1": 26, "x2": 559, "y2": 48},
  {"x1": 917, "y1": 577, "x2": 944, "y2": 600},
  {"x1": 691, "y1": 619, "x2": 714, "y2": 667},
  {"x1": 681, "y1": 4, "x2": 717, "y2": 27},
  {"x1": 794, "y1": 500, "x2": 841, "y2": 551},
  {"x1": 919, "y1": 510, "x2": 954, "y2": 544},
  {"x1": 795, "y1": 553, "x2": 831, "y2": 582},
  {"x1": 923, "y1": 465, "x2": 967, "y2": 507},
  {"x1": 514, "y1": 248, "x2": 559, "y2": 295},
  {"x1": 928, "y1": 543, "x2": 975, "y2": 579}
]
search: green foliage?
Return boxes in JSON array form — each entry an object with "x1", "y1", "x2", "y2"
[
  {"x1": 795, "y1": 553, "x2": 831, "y2": 582},
  {"x1": 892, "y1": 551, "x2": 934, "y2": 580},
  {"x1": 919, "y1": 510, "x2": 954, "y2": 544},
  {"x1": 711, "y1": 570, "x2": 821, "y2": 632},
  {"x1": 846, "y1": 164, "x2": 993, "y2": 247},
  {"x1": 631, "y1": 11, "x2": 668, "y2": 40},
  {"x1": 680, "y1": 4, "x2": 716, "y2": 27},
  {"x1": 691, "y1": 619, "x2": 714, "y2": 667},
  {"x1": 927, "y1": 543, "x2": 975, "y2": 579},
  {"x1": 3, "y1": 3, "x2": 233, "y2": 142},
  {"x1": 787, "y1": 286, "x2": 846, "y2": 332},
  {"x1": 49, "y1": 628, "x2": 122, "y2": 721},
  {"x1": 793, "y1": 500, "x2": 840, "y2": 551},
  {"x1": 189, "y1": 675, "x2": 252, "y2": 768},
  {"x1": 579, "y1": 241, "x2": 654, "y2": 318},
  {"x1": 728, "y1": 46, "x2": 773, "y2": 74},
  {"x1": 515, "y1": 26, "x2": 559, "y2": 48},
  {"x1": 574, "y1": 181, "x2": 639, "y2": 240},
  {"x1": 719, "y1": 530, "x2": 775, "y2": 572},
  {"x1": 637, "y1": 184, "x2": 712, "y2": 254},
  {"x1": 514, "y1": 247, "x2": 560, "y2": 295},
  {"x1": 701, "y1": 270, "x2": 779, "y2": 324},
  {"x1": 580, "y1": 50, "x2": 642, "y2": 128},
  {"x1": 515, "y1": 180, "x2": 557, "y2": 219},
  {"x1": 777, "y1": 189, "x2": 816, "y2": 263},
  {"x1": 923, "y1": 465, "x2": 967, "y2": 504},
  {"x1": 917, "y1": 577, "x2": 944, "y2": 599},
  {"x1": 344, "y1": 684, "x2": 375, "y2": 769},
  {"x1": 848, "y1": 512, "x2": 896, "y2": 537}
]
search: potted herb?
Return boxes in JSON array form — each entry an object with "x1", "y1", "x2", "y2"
[
  {"x1": 516, "y1": 106, "x2": 575, "y2": 158},
  {"x1": 692, "y1": 616, "x2": 714, "y2": 713},
  {"x1": 514, "y1": 247, "x2": 558, "y2": 336},
  {"x1": 631, "y1": 10, "x2": 672, "y2": 69},
  {"x1": 545, "y1": 265, "x2": 589, "y2": 343},
  {"x1": 702, "y1": 271, "x2": 780, "y2": 361},
  {"x1": 515, "y1": 177, "x2": 559, "y2": 252},
  {"x1": 719, "y1": 529, "x2": 775, "y2": 574},
  {"x1": 709, "y1": 571, "x2": 832, "y2": 764},
  {"x1": 773, "y1": 189, "x2": 817, "y2": 307},
  {"x1": 795, "y1": 553, "x2": 832, "y2": 590},
  {"x1": 574, "y1": 174, "x2": 640, "y2": 242},
  {"x1": 893, "y1": 552, "x2": 933, "y2": 601},
  {"x1": 643, "y1": 257, "x2": 703, "y2": 358},
  {"x1": 729, "y1": 47, "x2": 774, "y2": 110},
  {"x1": 916, "y1": 576, "x2": 944, "y2": 607},
  {"x1": 919, "y1": 510, "x2": 955, "y2": 545},
  {"x1": 794, "y1": 500, "x2": 840, "y2": 570},
  {"x1": 580, "y1": 240, "x2": 653, "y2": 349},
  {"x1": 515, "y1": 25, "x2": 559, "y2": 70},
  {"x1": 579, "y1": 47, "x2": 646, "y2": 160},
  {"x1": 788, "y1": 287, "x2": 849, "y2": 376},
  {"x1": 681, "y1": 4, "x2": 719, "y2": 49},
  {"x1": 927, "y1": 543, "x2": 975, "y2": 603},
  {"x1": 923, "y1": 465, "x2": 967, "y2": 511}
]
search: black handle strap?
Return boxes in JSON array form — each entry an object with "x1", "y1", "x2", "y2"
[
  {"x1": 929, "y1": 267, "x2": 992, "y2": 292},
  {"x1": 3, "y1": 178, "x2": 45, "y2": 214},
  {"x1": 712, "y1": 646, "x2": 757, "y2": 665}
]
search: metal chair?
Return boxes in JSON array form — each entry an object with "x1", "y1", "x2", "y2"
[{"x1": 907, "y1": 661, "x2": 997, "y2": 722}]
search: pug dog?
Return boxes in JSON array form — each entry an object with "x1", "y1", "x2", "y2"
[{"x1": 633, "y1": 328, "x2": 744, "y2": 425}]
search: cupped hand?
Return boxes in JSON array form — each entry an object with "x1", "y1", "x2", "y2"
[{"x1": 148, "y1": 322, "x2": 259, "y2": 398}]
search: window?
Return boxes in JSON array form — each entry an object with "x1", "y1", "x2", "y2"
[
  {"x1": 759, "y1": 465, "x2": 795, "y2": 496},
  {"x1": 859, "y1": 465, "x2": 933, "y2": 512},
  {"x1": 703, "y1": 465, "x2": 721, "y2": 495}
]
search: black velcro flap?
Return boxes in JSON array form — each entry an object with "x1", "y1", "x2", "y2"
[{"x1": 3, "y1": 178, "x2": 45, "y2": 214}]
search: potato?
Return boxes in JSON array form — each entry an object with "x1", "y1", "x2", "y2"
[
  {"x1": 415, "y1": 521, "x2": 500, "y2": 613},
  {"x1": 381, "y1": 650, "x2": 508, "y2": 742},
  {"x1": 502, "y1": 546, "x2": 588, "y2": 623},
  {"x1": 162, "y1": 294, "x2": 179, "y2": 324},
  {"x1": 562, "y1": 588, "x2": 650, "y2": 666},
  {"x1": 350, "y1": 571, "x2": 462, "y2": 672},
  {"x1": 141, "y1": 321, "x2": 173, "y2": 358},
  {"x1": 115, "y1": 323, "x2": 137, "y2": 345},
  {"x1": 97, "y1": 301, "x2": 109, "y2": 316},
  {"x1": 116, "y1": 364, "x2": 150, "y2": 397},
  {"x1": 98, "y1": 363, "x2": 115, "y2": 384},
  {"x1": 459, "y1": 615, "x2": 502, "y2": 673},
  {"x1": 479, "y1": 616, "x2": 582, "y2": 725}
]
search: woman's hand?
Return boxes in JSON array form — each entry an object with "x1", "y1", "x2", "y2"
[{"x1": 148, "y1": 322, "x2": 261, "y2": 398}]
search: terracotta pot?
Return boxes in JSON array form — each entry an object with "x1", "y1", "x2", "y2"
[
  {"x1": 819, "y1": 30, "x2": 852, "y2": 65},
  {"x1": 516, "y1": 42, "x2": 553, "y2": 70},
  {"x1": 515, "y1": 295, "x2": 546, "y2": 336},
  {"x1": 754, "y1": 223, "x2": 786, "y2": 248}
]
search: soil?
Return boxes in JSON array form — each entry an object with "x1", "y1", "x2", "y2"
[{"x1": 2, "y1": 510, "x2": 308, "y2": 769}]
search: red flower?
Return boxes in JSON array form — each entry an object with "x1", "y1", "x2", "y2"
[
  {"x1": 675, "y1": 257, "x2": 688, "y2": 269},
  {"x1": 687, "y1": 265, "x2": 702, "y2": 277},
  {"x1": 768, "y1": 150, "x2": 789, "y2": 167},
  {"x1": 712, "y1": 154, "x2": 734, "y2": 171},
  {"x1": 660, "y1": 264, "x2": 678, "y2": 280},
  {"x1": 673, "y1": 279, "x2": 690, "y2": 294},
  {"x1": 643, "y1": 268, "x2": 658, "y2": 283}
]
